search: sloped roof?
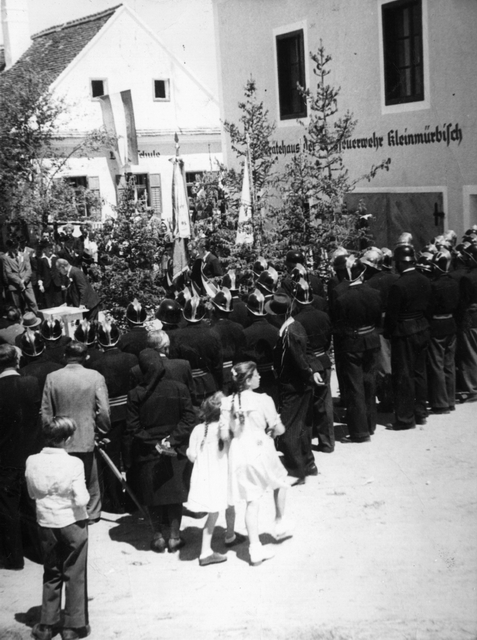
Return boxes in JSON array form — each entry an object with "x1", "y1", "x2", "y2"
[{"x1": 0, "y1": 5, "x2": 121, "y2": 86}]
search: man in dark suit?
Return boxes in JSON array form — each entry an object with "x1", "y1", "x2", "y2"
[
  {"x1": 0, "y1": 344, "x2": 41, "y2": 570},
  {"x1": 384, "y1": 244, "x2": 432, "y2": 429},
  {"x1": 56, "y1": 258, "x2": 100, "y2": 321},
  {"x1": 333, "y1": 258, "x2": 382, "y2": 443},
  {"x1": 41, "y1": 341, "x2": 110, "y2": 522},
  {"x1": 37, "y1": 242, "x2": 65, "y2": 308},
  {"x1": 89, "y1": 320, "x2": 138, "y2": 513},
  {"x1": 2, "y1": 240, "x2": 38, "y2": 313}
]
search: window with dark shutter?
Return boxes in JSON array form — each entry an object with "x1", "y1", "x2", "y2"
[
  {"x1": 276, "y1": 30, "x2": 307, "y2": 120},
  {"x1": 382, "y1": 0, "x2": 424, "y2": 105},
  {"x1": 91, "y1": 79, "x2": 106, "y2": 99}
]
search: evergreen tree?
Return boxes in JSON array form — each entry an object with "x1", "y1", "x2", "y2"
[{"x1": 271, "y1": 44, "x2": 390, "y2": 257}]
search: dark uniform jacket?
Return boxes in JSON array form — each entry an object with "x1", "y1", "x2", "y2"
[
  {"x1": 89, "y1": 348, "x2": 138, "y2": 422},
  {"x1": 130, "y1": 351, "x2": 195, "y2": 402},
  {"x1": 426, "y1": 274, "x2": 460, "y2": 337},
  {"x1": 243, "y1": 317, "x2": 279, "y2": 373},
  {"x1": 172, "y1": 322, "x2": 223, "y2": 398},
  {"x1": 274, "y1": 319, "x2": 321, "y2": 392},
  {"x1": 0, "y1": 373, "x2": 41, "y2": 467},
  {"x1": 43, "y1": 335, "x2": 71, "y2": 365},
  {"x1": 294, "y1": 305, "x2": 332, "y2": 369},
  {"x1": 20, "y1": 356, "x2": 64, "y2": 394},
  {"x1": 365, "y1": 270, "x2": 399, "y2": 309},
  {"x1": 118, "y1": 326, "x2": 149, "y2": 357},
  {"x1": 384, "y1": 268, "x2": 432, "y2": 338},
  {"x1": 458, "y1": 267, "x2": 477, "y2": 329},
  {"x1": 229, "y1": 295, "x2": 250, "y2": 328},
  {"x1": 333, "y1": 282, "x2": 382, "y2": 353}
]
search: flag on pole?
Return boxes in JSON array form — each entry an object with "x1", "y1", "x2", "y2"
[
  {"x1": 170, "y1": 133, "x2": 192, "y2": 281},
  {"x1": 236, "y1": 159, "x2": 253, "y2": 245},
  {"x1": 99, "y1": 90, "x2": 139, "y2": 169}
]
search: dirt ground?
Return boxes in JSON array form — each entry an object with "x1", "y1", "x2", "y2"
[{"x1": 1, "y1": 388, "x2": 477, "y2": 640}]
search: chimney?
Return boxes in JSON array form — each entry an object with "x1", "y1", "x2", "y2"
[{"x1": 1, "y1": 0, "x2": 31, "y2": 70}]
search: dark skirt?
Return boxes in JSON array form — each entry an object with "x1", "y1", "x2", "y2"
[{"x1": 127, "y1": 455, "x2": 192, "y2": 507}]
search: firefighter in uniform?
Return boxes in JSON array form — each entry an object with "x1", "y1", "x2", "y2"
[
  {"x1": 292, "y1": 279, "x2": 334, "y2": 453},
  {"x1": 172, "y1": 296, "x2": 223, "y2": 403},
  {"x1": 333, "y1": 256, "x2": 382, "y2": 442},
  {"x1": 210, "y1": 287, "x2": 245, "y2": 394},
  {"x1": 384, "y1": 244, "x2": 432, "y2": 429}
]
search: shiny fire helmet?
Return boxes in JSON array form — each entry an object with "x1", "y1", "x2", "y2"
[
  {"x1": 21, "y1": 329, "x2": 45, "y2": 358},
  {"x1": 433, "y1": 249, "x2": 452, "y2": 273},
  {"x1": 257, "y1": 267, "x2": 279, "y2": 294},
  {"x1": 222, "y1": 270, "x2": 239, "y2": 293},
  {"x1": 345, "y1": 255, "x2": 364, "y2": 282},
  {"x1": 126, "y1": 298, "x2": 147, "y2": 325},
  {"x1": 97, "y1": 318, "x2": 120, "y2": 348},
  {"x1": 393, "y1": 244, "x2": 416, "y2": 263},
  {"x1": 294, "y1": 278, "x2": 313, "y2": 304},
  {"x1": 182, "y1": 296, "x2": 206, "y2": 323},
  {"x1": 381, "y1": 247, "x2": 393, "y2": 271},
  {"x1": 246, "y1": 289, "x2": 267, "y2": 316},
  {"x1": 360, "y1": 246, "x2": 383, "y2": 271},
  {"x1": 40, "y1": 318, "x2": 63, "y2": 341},
  {"x1": 416, "y1": 252, "x2": 434, "y2": 274},
  {"x1": 156, "y1": 298, "x2": 182, "y2": 325},
  {"x1": 212, "y1": 287, "x2": 233, "y2": 313},
  {"x1": 74, "y1": 319, "x2": 97, "y2": 346},
  {"x1": 253, "y1": 257, "x2": 268, "y2": 278}
]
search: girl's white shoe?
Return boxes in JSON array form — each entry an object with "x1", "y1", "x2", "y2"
[
  {"x1": 249, "y1": 543, "x2": 275, "y2": 566},
  {"x1": 275, "y1": 518, "x2": 295, "y2": 541}
]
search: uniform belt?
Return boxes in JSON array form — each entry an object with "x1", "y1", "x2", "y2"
[
  {"x1": 398, "y1": 312, "x2": 423, "y2": 321},
  {"x1": 313, "y1": 349, "x2": 326, "y2": 358},
  {"x1": 223, "y1": 360, "x2": 233, "y2": 369},
  {"x1": 109, "y1": 395, "x2": 127, "y2": 407},
  {"x1": 432, "y1": 314, "x2": 452, "y2": 320},
  {"x1": 257, "y1": 363, "x2": 274, "y2": 373},
  {"x1": 355, "y1": 325, "x2": 376, "y2": 336},
  {"x1": 191, "y1": 368, "x2": 208, "y2": 378}
]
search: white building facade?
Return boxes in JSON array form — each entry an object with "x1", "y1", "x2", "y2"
[
  {"x1": 1, "y1": 2, "x2": 222, "y2": 225},
  {"x1": 212, "y1": 0, "x2": 477, "y2": 247}
]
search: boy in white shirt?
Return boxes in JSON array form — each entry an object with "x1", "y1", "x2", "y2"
[{"x1": 26, "y1": 417, "x2": 90, "y2": 640}]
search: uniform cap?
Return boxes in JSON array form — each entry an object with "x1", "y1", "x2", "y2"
[{"x1": 395, "y1": 232, "x2": 413, "y2": 247}]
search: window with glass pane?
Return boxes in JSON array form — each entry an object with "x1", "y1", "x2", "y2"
[
  {"x1": 382, "y1": 0, "x2": 424, "y2": 105},
  {"x1": 276, "y1": 30, "x2": 307, "y2": 120},
  {"x1": 65, "y1": 176, "x2": 89, "y2": 216}
]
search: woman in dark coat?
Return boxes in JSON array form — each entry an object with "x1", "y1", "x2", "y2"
[{"x1": 124, "y1": 351, "x2": 196, "y2": 553}]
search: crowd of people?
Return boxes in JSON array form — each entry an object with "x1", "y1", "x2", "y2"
[{"x1": 1, "y1": 223, "x2": 477, "y2": 640}]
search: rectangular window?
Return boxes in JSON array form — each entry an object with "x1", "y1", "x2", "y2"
[
  {"x1": 91, "y1": 79, "x2": 107, "y2": 99},
  {"x1": 276, "y1": 29, "x2": 307, "y2": 120},
  {"x1": 382, "y1": 0, "x2": 424, "y2": 105},
  {"x1": 153, "y1": 79, "x2": 170, "y2": 101},
  {"x1": 117, "y1": 174, "x2": 150, "y2": 207},
  {"x1": 65, "y1": 176, "x2": 89, "y2": 217}
]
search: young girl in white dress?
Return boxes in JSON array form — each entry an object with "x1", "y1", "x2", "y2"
[
  {"x1": 187, "y1": 392, "x2": 237, "y2": 566},
  {"x1": 221, "y1": 362, "x2": 293, "y2": 566}
]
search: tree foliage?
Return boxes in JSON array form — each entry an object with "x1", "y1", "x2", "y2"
[
  {"x1": 270, "y1": 45, "x2": 390, "y2": 256},
  {"x1": 0, "y1": 67, "x2": 111, "y2": 231}
]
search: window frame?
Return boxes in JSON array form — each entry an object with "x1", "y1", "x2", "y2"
[
  {"x1": 273, "y1": 21, "x2": 309, "y2": 127},
  {"x1": 64, "y1": 175, "x2": 90, "y2": 217},
  {"x1": 378, "y1": 0, "x2": 430, "y2": 114},
  {"x1": 90, "y1": 78, "x2": 108, "y2": 100},
  {"x1": 152, "y1": 78, "x2": 171, "y2": 102}
]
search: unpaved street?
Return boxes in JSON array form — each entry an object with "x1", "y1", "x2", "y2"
[{"x1": 1, "y1": 398, "x2": 477, "y2": 640}]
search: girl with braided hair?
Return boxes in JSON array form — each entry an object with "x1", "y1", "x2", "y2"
[
  {"x1": 187, "y1": 392, "x2": 237, "y2": 566},
  {"x1": 221, "y1": 362, "x2": 293, "y2": 566}
]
